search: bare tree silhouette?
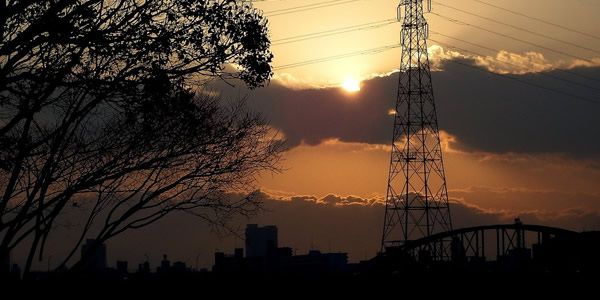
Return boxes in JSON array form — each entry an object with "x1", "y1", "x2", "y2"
[{"x1": 0, "y1": 0, "x2": 280, "y2": 274}]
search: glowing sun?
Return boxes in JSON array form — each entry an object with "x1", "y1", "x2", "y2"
[{"x1": 342, "y1": 78, "x2": 360, "y2": 92}]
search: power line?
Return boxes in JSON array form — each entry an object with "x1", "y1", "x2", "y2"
[
  {"x1": 271, "y1": 17, "x2": 599, "y2": 83},
  {"x1": 432, "y1": 1, "x2": 600, "y2": 55},
  {"x1": 272, "y1": 38, "x2": 599, "y2": 104},
  {"x1": 429, "y1": 38, "x2": 600, "y2": 105},
  {"x1": 473, "y1": 0, "x2": 600, "y2": 41},
  {"x1": 430, "y1": 30, "x2": 600, "y2": 84},
  {"x1": 273, "y1": 44, "x2": 400, "y2": 70},
  {"x1": 272, "y1": 19, "x2": 397, "y2": 46},
  {"x1": 429, "y1": 12, "x2": 597, "y2": 65},
  {"x1": 429, "y1": 37, "x2": 600, "y2": 93},
  {"x1": 264, "y1": 0, "x2": 362, "y2": 17},
  {"x1": 264, "y1": 0, "x2": 346, "y2": 14},
  {"x1": 274, "y1": 38, "x2": 600, "y2": 105},
  {"x1": 265, "y1": 5, "x2": 599, "y2": 103}
]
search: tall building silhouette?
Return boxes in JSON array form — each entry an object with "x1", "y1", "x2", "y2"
[
  {"x1": 245, "y1": 224, "x2": 278, "y2": 258},
  {"x1": 81, "y1": 239, "x2": 107, "y2": 271},
  {"x1": 157, "y1": 254, "x2": 170, "y2": 273},
  {"x1": 381, "y1": 0, "x2": 452, "y2": 250},
  {"x1": 214, "y1": 224, "x2": 350, "y2": 274}
]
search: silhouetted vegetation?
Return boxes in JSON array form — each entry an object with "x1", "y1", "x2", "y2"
[{"x1": 0, "y1": 0, "x2": 280, "y2": 275}]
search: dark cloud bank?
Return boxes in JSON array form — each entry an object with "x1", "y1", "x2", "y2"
[{"x1": 228, "y1": 60, "x2": 600, "y2": 156}]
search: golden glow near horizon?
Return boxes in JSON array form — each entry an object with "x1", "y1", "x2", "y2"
[{"x1": 342, "y1": 78, "x2": 361, "y2": 91}]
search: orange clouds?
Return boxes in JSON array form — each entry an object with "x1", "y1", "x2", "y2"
[
  {"x1": 427, "y1": 44, "x2": 600, "y2": 75},
  {"x1": 257, "y1": 134, "x2": 600, "y2": 228},
  {"x1": 258, "y1": 189, "x2": 383, "y2": 207}
]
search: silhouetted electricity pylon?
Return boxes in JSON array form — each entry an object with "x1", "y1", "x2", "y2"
[{"x1": 381, "y1": 0, "x2": 452, "y2": 251}]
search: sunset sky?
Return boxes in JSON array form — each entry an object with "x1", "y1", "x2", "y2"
[
  {"x1": 242, "y1": 0, "x2": 600, "y2": 221},
  {"x1": 17, "y1": 0, "x2": 600, "y2": 270}
]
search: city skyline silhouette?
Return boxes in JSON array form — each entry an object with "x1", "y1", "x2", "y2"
[{"x1": 2, "y1": 0, "x2": 600, "y2": 278}]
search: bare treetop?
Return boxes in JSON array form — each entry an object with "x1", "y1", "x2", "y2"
[{"x1": 0, "y1": 0, "x2": 281, "y2": 274}]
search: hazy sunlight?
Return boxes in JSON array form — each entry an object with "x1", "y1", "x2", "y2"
[{"x1": 342, "y1": 78, "x2": 361, "y2": 92}]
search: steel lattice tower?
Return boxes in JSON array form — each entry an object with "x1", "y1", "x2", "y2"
[{"x1": 381, "y1": 0, "x2": 452, "y2": 251}]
